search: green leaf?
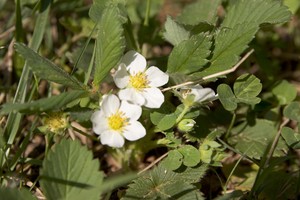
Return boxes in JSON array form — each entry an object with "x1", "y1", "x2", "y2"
[
  {"x1": 222, "y1": 0, "x2": 292, "y2": 29},
  {"x1": 163, "y1": 16, "x2": 190, "y2": 46},
  {"x1": 14, "y1": 43, "x2": 85, "y2": 90},
  {"x1": 0, "y1": 188, "x2": 37, "y2": 200},
  {"x1": 177, "y1": 0, "x2": 221, "y2": 25},
  {"x1": 93, "y1": 6, "x2": 125, "y2": 85},
  {"x1": 281, "y1": 127, "x2": 300, "y2": 149},
  {"x1": 283, "y1": 102, "x2": 300, "y2": 122},
  {"x1": 194, "y1": 23, "x2": 258, "y2": 78},
  {"x1": 164, "y1": 150, "x2": 183, "y2": 170},
  {"x1": 0, "y1": 90, "x2": 87, "y2": 115},
  {"x1": 284, "y1": 0, "x2": 300, "y2": 14},
  {"x1": 157, "y1": 114, "x2": 177, "y2": 131},
  {"x1": 167, "y1": 34, "x2": 211, "y2": 74},
  {"x1": 123, "y1": 162, "x2": 207, "y2": 200},
  {"x1": 272, "y1": 80, "x2": 297, "y2": 105},
  {"x1": 178, "y1": 145, "x2": 201, "y2": 167},
  {"x1": 40, "y1": 139, "x2": 103, "y2": 200},
  {"x1": 234, "y1": 74, "x2": 262, "y2": 105},
  {"x1": 214, "y1": 190, "x2": 244, "y2": 200},
  {"x1": 89, "y1": 0, "x2": 109, "y2": 22},
  {"x1": 100, "y1": 172, "x2": 137, "y2": 194},
  {"x1": 229, "y1": 119, "x2": 287, "y2": 159},
  {"x1": 217, "y1": 84, "x2": 237, "y2": 111}
]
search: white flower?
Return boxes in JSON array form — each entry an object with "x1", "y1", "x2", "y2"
[
  {"x1": 113, "y1": 50, "x2": 169, "y2": 108},
  {"x1": 180, "y1": 84, "x2": 217, "y2": 104},
  {"x1": 90, "y1": 94, "x2": 146, "y2": 148}
]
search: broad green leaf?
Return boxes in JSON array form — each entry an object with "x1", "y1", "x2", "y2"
[
  {"x1": 283, "y1": 102, "x2": 300, "y2": 122},
  {"x1": 193, "y1": 23, "x2": 258, "y2": 78},
  {"x1": 271, "y1": 80, "x2": 297, "y2": 105},
  {"x1": 234, "y1": 74, "x2": 262, "y2": 105},
  {"x1": 167, "y1": 34, "x2": 211, "y2": 74},
  {"x1": 229, "y1": 119, "x2": 287, "y2": 159},
  {"x1": 164, "y1": 150, "x2": 183, "y2": 170},
  {"x1": 178, "y1": 145, "x2": 201, "y2": 167},
  {"x1": 284, "y1": 0, "x2": 300, "y2": 14},
  {"x1": 281, "y1": 127, "x2": 300, "y2": 149},
  {"x1": 0, "y1": 188, "x2": 37, "y2": 200},
  {"x1": 0, "y1": 91, "x2": 87, "y2": 115},
  {"x1": 123, "y1": 162, "x2": 207, "y2": 200},
  {"x1": 157, "y1": 113, "x2": 177, "y2": 131},
  {"x1": 40, "y1": 139, "x2": 103, "y2": 200},
  {"x1": 177, "y1": 0, "x2": 221, "y2": 25},
  {"x1": 93, "y1": 6, "x2": 125, "y2": 85},
  {"x1": 222, "y1": 0, "x2": 292, "y2": 28},
  {"x1": 14, "y1": 43, "x2": 85, "y2": 90},
  {"x1": 163, "y1": 16, "x2": 190, "y2": 46},
  {"x1": 217, "y1": 84, "x2": 237, "y2": 111}
]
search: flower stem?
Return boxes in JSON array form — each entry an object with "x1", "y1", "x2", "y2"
[
  {"x1": 176, "y1": 105, "x2": 190, "y2": 124},
  {"x1": 224, "y1": 113, "x2": 236, "y2": 139},
  {"x1": 144, "y1": 0, "x2": 151, "y2": 26}
]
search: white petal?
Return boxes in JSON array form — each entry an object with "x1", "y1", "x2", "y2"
[
  {"x1": 142, "y1": 88, "x2": 164, "y2": 108},
  {"x1": 100, "y1": 130, "x2": 124, "y2": 148},
  {"x1": 90, "y1": 110, "x2": 108, "y2": 135},
  {"x1": 146, "y1": 66, "x2": 169, "y2": 87},
  {"x1": 123, "y1": 121, "x2": 146, "y2": 141},
  {"x1": 102, "y1": 94, "x2": 120, "y2": 116},
  {"x1": 121, "y1": 50, "x2": 146, "y2": 74},
  {"x1": 119, "y1": 101, "x2": 142, "y2": 121},
  {"x1": 113, "y1": 63, "x2": 129, "y2": 89},
  {"x1": 118, "y1": 88, "x2": 145, "y2": 106},
  {"x1": 193, "y1": 88, "x2": 216, "y2": 102}
]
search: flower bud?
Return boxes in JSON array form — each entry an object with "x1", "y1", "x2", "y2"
[{"x1": 177, "y1": 119, "x2": 196, "y2": 132}]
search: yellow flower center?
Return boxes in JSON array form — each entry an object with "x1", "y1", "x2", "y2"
[
  {"x1": 129, "y1": 72, "x2": 148, "y2": 90},
  {"x1": 107, "y1": 111, "x2": 128, "y2": 131}
]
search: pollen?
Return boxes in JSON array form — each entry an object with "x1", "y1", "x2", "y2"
[
  {"x1": 129, "y1": 72, "x2": 148, "y2": 90},
  {"x1": 108, "y1": 111, "x2": 128, "y2": 131}
]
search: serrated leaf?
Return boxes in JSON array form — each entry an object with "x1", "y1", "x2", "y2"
[
  {"x1": 283, "y1": 102, "x2": 300, "y2": 122},
  {"x1": 89, "y1": 0, "x2": 109, "y2": 22},
  {"x1": 272, "y1": 80, "x2": 297, "y2": 105},
  {"x1": 217, "y1": 84, "x2": 237, "y2": 111},
  {"x1": 281, "y1": 127, "x2": 300, "y2": 149},
  {"x1": 14, "y1": 43, "x2": 85, "y2": 90},
  {"x1": 194, "y1": 23, "x2": 258, "y2": 78},
  {"x1": 229, "y1": 119, "x2": 287, "y2": 159},
  {"x1": 163, "y1": 16, "x2": 190, "y2": 46},
  {"x1": 93, "y1": 6, "x2": 125, "y2": 85},
  {"x1": 0, "y1": 188, "x2": 37, "y2": 200},
  {"x1": 167, "y1": 34, "x2": 211, "y2": 74},
  {"x1": 178, "y1": 145, "x2": 201, "y2": 167},
  {"x1": 164, "y1": 150, "x2": 183, "y2": 170},
  {"x1": 40, "y1": 139, "x2": 103, "y2": 200},
  {"x1": 0, "y1": 90, "x2": 87, "y2": 115},
  {"x1": 222, "y1": 0, "x2": 292, "y2": 28},
  {"x1": 234, "y1": 74, "x2": 262, "y2": 105},
  {"x1": 123, "y1": 162, "x2": 207, "y2": 200},
  {"x1": 177, "y1": 0, "x2": 221, "y2": 25}
]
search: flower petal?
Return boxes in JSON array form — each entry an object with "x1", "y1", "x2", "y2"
[
  {"x1": 118, "y1": 88, "x2": 145, "y2": 106},
  {"x1": 146, "y1": 66, "x2": 169, "y2": 87},
  {"x1": 121, "y1": 50, "x2": 146, "y2": 74},
  {"x1": 102, "y1": 94, "x2": 120, "y2": 116},
  {"x1": 123, "y1": 121, "x2": 146, "y2": 141},
  {"x1": 100, "y1": 130, "x2": 124, "y2": 148},
  {"x1": 142, "y1": 87, "x2": 164, "y2": 108},
  {"x1": 192, "y1": 87, "x2": 216, "y2": 103},
  {"x1": 90, "y1": 110, "x2": 108, "y2": 135},
  {"x1": 113, "y1": 63, "x2": 129, "y2": 89},
  {"x1": 119, "y1": 101, "x2": 142, "y2": 121}
]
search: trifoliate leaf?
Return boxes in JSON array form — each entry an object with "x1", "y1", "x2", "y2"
[
  {"x1": 40, "y1": 139, "x2": 103, "y2": 200},
  {"x1": 271, "y1": 80, "x2": 297, "y2": 105},
  {"x1": 178, "y1": 145, "x2": 201, "y2": 167},
  {"x1": 163, "y1": 16, "x2": 190, "y2": 46},
  {"x1": 283, "y1": 102, "x2": 300, "y2": 122},
  {"x1": 281, "y1": 127, "x2": 300, "y2": 149},
  {"x1": 0, "y1": 188, "x2": 37, "y2": 200},
  {"x1": 229, "y1": 119, "x2": 287, "y2": 159},
  {"x1": 234, "y1": 74, "x2": 262, "y2": 105},
  {"x1": 177, "y1": 0, "x2": 221, "y2": 25},
  {"x1": 217, "y1": 84, "x2": 237, "y2": 111},
  {"x1": 164, "y1": 150, "x2": 183, "y2": 170},
  {"x1": 167, "y1": 33, "x2": 211, "y2": 74},
  {"x1": 93, "y1": 6, "x2": 125, "y2": 85},
  {"x1": 14, "y1": 43, "x2": 85, "y2": 90}
]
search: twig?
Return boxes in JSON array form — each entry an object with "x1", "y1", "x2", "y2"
[
  {"x1": 138, "y1": 152, "x2": 168, "y2": 175},
  {"x1": 162, "y1": 49, "x2": 255, "y2": 92}
]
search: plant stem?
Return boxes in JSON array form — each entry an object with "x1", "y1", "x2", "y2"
[
  {"x1": 144, "y1": 0, "x2": 151, "y2": 26},
  {"x1": 224, "y1": 112, "x2": 236, "y2": 139},
  {"x1": 176, "y1": 105, "x2": 190, "y2": 124}
]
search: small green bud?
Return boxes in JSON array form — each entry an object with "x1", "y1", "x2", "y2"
[{"x1": 177, "y1": 119, "x2": 196, "y2": 132}]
